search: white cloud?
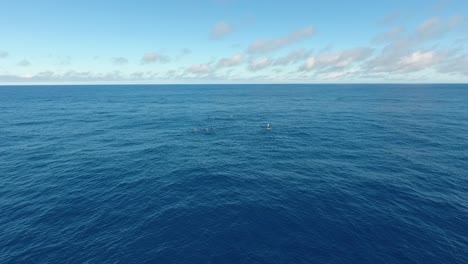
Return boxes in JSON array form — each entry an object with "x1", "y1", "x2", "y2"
[
  {"x1": 366, "y1": 15, "x2": 466, "y2": 74},
  {"x1": 248, "y1": 26, "x2": 315, "y2": 54},
  {"x1": 0, "y1": 70, "x2": 130, "y2": 83},
  {"x1": 399, "y1": 51, "x2": 440, "y2": 71},
  {"x1": 187, "y1": 63, "x2": 212, "y2": 74},
  {"x1": 0, "y1": 51, "x2": 8, "y2": 59},
  {"x1": 186, "y1": 54, "x2": 243, "y2": 75},
  {"x1": 111, "y1": 57, "x2": 129, "y2": 65},
  {"x1": 302, "y1": 57, "x2": 316, "y2": 70},
  {"x1": 248, "y1": 57, "x2": 271, "y2": 71},
  {"x1": 141, "y1": 52, "x2": 170, "y2": 64},
  {"x1": 274, "y1": 49, "x2": 310, "y2": 66},
  {"x1": 211, "y1": 21, "x2": 234, "y2": 39},
  {"x1": 301, "y1": 47, "x2": 373, "y2": 72},
  {"x1": 217, "y1": 53, "x2": 243, "y2": 67},
  {"x1": 2, "y1": 14, "x2": 467, "y2": 83},
  {"x1": 318, "y1": 71, "x2": 348, "y2": 80},
  {"x1": 367, "y1": 49, "x2": 443, "y2": 73}
]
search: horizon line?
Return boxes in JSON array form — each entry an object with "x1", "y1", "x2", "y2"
[{"x1": 1, "y1": 82, "x2": 468, "y2": 87}]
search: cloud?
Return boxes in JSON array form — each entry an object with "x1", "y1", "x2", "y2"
[
  {"x1": 0, "y1": 70, "x2": 178, "y2": 83},
  {"x1": 187, "y1": 64, "x2": 212, "y2": 74},
  {"x1": 414, "y1": 16, "x2": 465, "y2": 43},
  {"x1": 0, "y1": 68, "x2": 253, "y2": 83},
  {"x1": 302, "y1": 57, "x2": 316, "y2": 71},
  {"x1": 0, "y1": 51, "x2": 8, "y2": 59},
  {"x1": 378, "y1": 11, "x2": 399, "y2": 25},
  {"x1": 0, "y1": 70, "x2": 130, "y2": 83},
  {"x1": 438, "y1": 54, "x2": 468, "y2": 76},
  {"x1": 447, "y1": 15, "x2": 465, "y2": 28},
  {"x1": 367, "y1": 15, "x2": 466, "y2": 75},
  {"x1": 2, "y1": 13, "x2": 467, "y2": 83},
  {"x1": 301, "y1": 47, "x2": 373, "y2": 72},
  {"x1": 248, "y1": 26, "x2": 315, "y2": 54},
  {"x1": 211, "y1": 21, "x2": 234, "y2": 39},
  {"x1": 18, "y1": 59, "x2": 31, "y2": 67},
  {"x1": 373, "y1": 26, "x2": 404, "y2": 44},
  {"x1": 415, "y1": 16, "x2": 464, "y2": 41},
  {"x1": 367, "y1": 49, "x2": 443, "y2": 73},
  {"x1": 185, "y1": 54, "x2": 243, "y2": 75},
  {"x1": 416, "y1": 17, "x2": 444, "y2": 41},
  {"x1": 60, "y1": 56, "x2": 72, "y2": 65},
  {"x1": 181, "y1": 48, "x2": 192, "y2": 55},
  {"x1": 130, "y1": 71, "x2": 159, "y2": 79},
  {"x1": 373, "y1": 16, "x2": 465, "y2": 52},
  {"x1": 248, "y1": 57, "x2": 271, "y2": 71},
  {"x1": 174, "y1": 48, "x2": 192, "y2": 60},
  {"x1": 141, "y1": 52, "x2": 170, "y2": 64},
  {"x1": 111, "y1": 57, "x2": 129, "y2": 65},
  {"x1": 317, "y1": 71, "x2": 349, "y2": 80},
  {"x1": 217, "y1": 53, "x2": 243, "y2": 67},
  {"x1": 398, "y1": 51, "x2": 441, "y2": 71},
  {"x1": 274, "y1": 49, "x2": 311, "y2": 66}
]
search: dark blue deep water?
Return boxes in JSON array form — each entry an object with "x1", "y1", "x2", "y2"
[{"x1": 1, "y1": 84, "x2": 467, "y2": 263}]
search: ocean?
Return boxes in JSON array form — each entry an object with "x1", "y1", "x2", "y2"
[{"x1": 0, "y1": 84, "x2": 467, "y2": 263}]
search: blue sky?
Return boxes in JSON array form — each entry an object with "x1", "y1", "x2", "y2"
[{"x1": 0, "y1": 0, "x2": 467, "y2": 84}]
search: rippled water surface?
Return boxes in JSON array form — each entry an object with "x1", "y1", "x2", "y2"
[{"x1": 1, "y1": 84, "x2": 467, "y2": 263}]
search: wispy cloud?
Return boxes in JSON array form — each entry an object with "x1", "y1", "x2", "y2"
[
  {"x1": 378, "y1": 11, "x2": 399, "y2": 25},
  {"x1": 217, "y1": 53, "x2": 243, "y2": 67},
  {"x1": 398, "y1": 50, "x2": 442, "y2": 71},
  {"x1": 367, "y1": 15, "x2": 466, "y2": 74},
  {"x1": 302, "y1": 57, "x2": 316, "y2": 71},
  {"x1": 438, "y1": 54, "x2": 468, "y2": 76},
  {"x1": 2, "y1": 11, "x2": 467, "y2": 84},
  {"x1": 366, "y1": 49, "x2": 444, "y2": 74},
  {"x1": 211, "y1": 21, "x2": 234, "y2": 39},
  {"x1": 0, "y1": 70, "x2": 128, "y2": 83},
  {"x1": 274, "y1": 49, "x2": 311, "y2": 66},
  {"x1": 111, "y1": 57, "x2": 129, "y2": 65},
  {"x1": 317, "y1": 71, "x2": 350, "y2": 80},
  {"x1": 248, "y1": 57, "x2": 271, "y2": 71},
  {"x1": 415, "y1": 16, "x2": 464, "y2": 42},
  {"x1": 141, "y1": 52, "x2": 170, "y2": 64},
  {"x1": 0, "y1": 51, "x2": 8, "y2": 59},
  {"x1": 181, "y1": 48, "x2": 192, "y2": 55},
  {"x1": 59, "y1": 56, "x2": 72, "y2": 66},
  {"x1": 373, "y1": 26, "x2": 404, "y2": 44},
  {"x1": 187, "y1": 63, "x2": 212, "y2": 74},
  {"x1": 18, "y1": 59, "x2": 31, "y2": 67},
  {"x1": 248, "y1": 26, "x2": 315, "y2": 54},
  {"x1": 416, "y1": 17, "x2": 445, "y2": 41},
  {"x1": 405, "y1": 15, "x2": 465, "y2": 45},
  {"x1": 301, "y1": 47, "x2": 373, "y2": 72}
]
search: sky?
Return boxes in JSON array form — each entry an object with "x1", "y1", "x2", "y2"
[{"x1": 0, "y1": 0, "x2": 467, "y2": 84}]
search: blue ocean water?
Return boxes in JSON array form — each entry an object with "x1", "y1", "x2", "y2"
[{"x1": 0, "y1": 84, "x2": 467, "y2": 263}]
